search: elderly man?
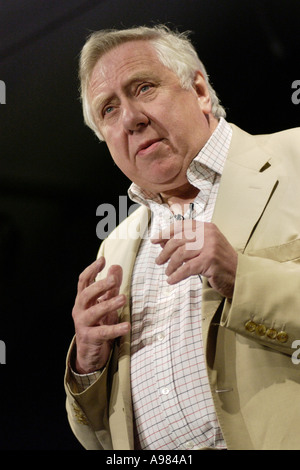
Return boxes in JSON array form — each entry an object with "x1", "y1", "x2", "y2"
[{"x1": 64, "y1": 25, "x2": 300, "y2": 450}]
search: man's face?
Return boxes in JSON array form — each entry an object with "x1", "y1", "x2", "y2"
[{"x1": 88, "y1": 40, "x2": 217, "y2": 194}]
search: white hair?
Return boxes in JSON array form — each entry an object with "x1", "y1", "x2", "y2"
[{"x1": 79, "y1": 25, "x2": 226, "y2": 140}]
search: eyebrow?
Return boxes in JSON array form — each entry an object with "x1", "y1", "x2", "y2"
[
  {"x1": 90, "y1": 71, "x2": 161, "y2": 116},
  {"x1": 91, "y1": 93, "x2": 113, "y2": 117}
]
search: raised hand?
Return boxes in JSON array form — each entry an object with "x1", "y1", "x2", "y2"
[
  {"x1": 151, "y1": 221, "x2": 237, "y2": 298},
  {"x1": 72, "y1": 257, "x2": 130, "y2": 373}
]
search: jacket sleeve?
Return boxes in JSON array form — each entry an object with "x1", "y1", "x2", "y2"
[
  {"x1": 221, "y1": 242, "x2": 300, "y2": 356},
  {"x1": 64, "y1": 338, "x2": 113, "y2": 450}
]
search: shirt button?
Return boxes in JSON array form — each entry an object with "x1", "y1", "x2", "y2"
[
  {"x1": 156, "y1": 332, "x2": 165, "y2": 342},
  {"x1": 185, "y1": 441, "x2": 195, "y2": 449},
  {"x1": 161, "y1": 387, "x2": 170, "y2": 395}
]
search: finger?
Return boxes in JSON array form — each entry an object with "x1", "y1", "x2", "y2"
[
  {"x1": 77, "y1": 257, "x2": 106, "y2": 293},
  {"x1": 107, "y1": 264, "x2": 123, "y2": 289},
  {"x1": 152, "y1": 220, "x2": 199, "y2": 243},
  {"x1": 151, "y1": 222, "x2": 180, "y2": 244},
  {"x1": 96, "y1": 265, "x2": 123, "y2": 302},
  {"x1": 76, "y1": 272, "x2": 119, "y2": 310},
  {"x1": 165, "y1": 247, "x2": 199, "y2": 277},
  {"x1": 88, "y1": 321, "x2": 131, "y2": 344},
  {"x1": 85, "y1": 294, "x2": 126, "y2": 327},
  {"x1": 152, "y1": 220, "x2": 200, "y2": 252},
  {"x1": 155, "y1": 237, "x2": 186, "y2": 265},
  {"x1": 75, "y1": 321, "x2": 131, "y2": 371},
  {"x1": 166, "y1": 258, "x2": 200, "y2": 285}
]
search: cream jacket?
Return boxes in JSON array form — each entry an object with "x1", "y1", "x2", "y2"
[{"x1": 65, "y1": 124, "x2": 300, "y2": 450}]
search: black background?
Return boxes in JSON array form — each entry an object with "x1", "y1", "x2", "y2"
[{"x1": 0, "y1": 0, "x2": 299, "y2": 450}]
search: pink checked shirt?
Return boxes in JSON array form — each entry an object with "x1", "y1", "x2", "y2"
[{"x1": 128, "y1": 118, "x2": 232, "y2": 450}]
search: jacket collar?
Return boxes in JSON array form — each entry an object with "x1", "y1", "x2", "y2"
[{"x1": 212, "y1": 124, "x2": 279, "y2": 252}]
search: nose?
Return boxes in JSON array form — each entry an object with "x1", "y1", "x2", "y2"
[{"x1": 122, "y1": 100, "x2": 149, "y2": 134}]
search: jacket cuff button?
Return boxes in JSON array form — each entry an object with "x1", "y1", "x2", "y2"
[
  {"x1": 255, "y1": 324, "x2": 266, "y2": 336},
  {"x1": 245, "y1": 320, "x2": 256, "y2": 332},
  {"x1": 276, "y1": 331, "x2": 289, "y2": 343},
  {"x1": 266, "y1": 328, "x2": 277, "y2": 339}
]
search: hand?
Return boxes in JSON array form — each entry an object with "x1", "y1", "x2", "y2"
[
  {"x1": 72, "y1": 256, "x2": 130, "y2": 374},
  {"x1": 151, "y1": 221, "x2": 237, "y2": 298}
]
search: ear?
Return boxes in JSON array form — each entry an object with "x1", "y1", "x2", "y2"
[{"x1": 192, "y1": 71, "x2": 212, "y2": 114}]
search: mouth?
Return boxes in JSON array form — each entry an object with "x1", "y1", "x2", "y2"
[{"x1": 136, "y1": 139, "x2": 163, "y2": 157}]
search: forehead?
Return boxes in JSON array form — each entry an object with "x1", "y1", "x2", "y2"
[{"x1": 88, "y1": 40, "x2": 170, "y2": 99}]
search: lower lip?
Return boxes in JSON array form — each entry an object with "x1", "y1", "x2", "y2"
[{"x1": 137, "y1": 140, "x2": 162, "y2": 157}]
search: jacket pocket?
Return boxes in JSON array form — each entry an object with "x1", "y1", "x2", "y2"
[{"x1": 246, "y1": 238, "x2": 300, "y2": 263}]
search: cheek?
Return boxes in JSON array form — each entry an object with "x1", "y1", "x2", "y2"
[
  {"x1": 162, "y1": 102, "x2": 197, "y2": 139},
  {"x1": 105, "y1": 130, "x2": 128, "y2": 159},
  {"x1": 109, "y1": 149, "x2": 134, "y2": 180}
]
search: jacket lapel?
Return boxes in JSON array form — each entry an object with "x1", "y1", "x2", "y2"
[
  {"x1": 202, "y1": 125, "x2": 280, "y2": 347},
  {"x1": 212, "y1": 124, "x2": 279, "y2": 251},
  {"x1": 108, "y1": 206, "x2": 150, "y2": 449}
]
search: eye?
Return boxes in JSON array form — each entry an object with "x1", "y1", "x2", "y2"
[
  {"x1": 103, "y1": 105, "x2": 114, "y2": 116},
  {"x1": 138, "y1": 83, "x2": 152, "y2": 94}
]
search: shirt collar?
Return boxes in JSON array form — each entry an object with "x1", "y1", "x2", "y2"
[{"x1": 128, "y1": 118, "x2": 232, "y2": 207}]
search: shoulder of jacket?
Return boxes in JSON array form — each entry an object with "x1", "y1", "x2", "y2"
[
  {"x1": 230, "y1": 122, "x2": 300, "y2": 146},
  {"x1": 229, "y1": 123, "x2": 300, "y2": 164}
]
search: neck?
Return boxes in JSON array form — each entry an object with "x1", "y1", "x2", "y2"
[{"x1": 160, "y1": 182, "x2": 199, "y2": 214}]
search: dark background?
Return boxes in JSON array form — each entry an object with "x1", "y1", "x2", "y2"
[{"x1": 0, "y1": 0, "x2": 299, "y2": 450}]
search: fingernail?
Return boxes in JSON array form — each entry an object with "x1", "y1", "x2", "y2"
[
  {"x1": 150, "y1": 234, "x2": 159, "y2": 243},
  {"x1": 114, "y1": 294, "x2": 125, "y2": 306},
  {"x1": 96, "y1": 256, "x2": 105, "y2": 268},
  {"x1": 107, "y1": 275, "x2": 115, "y2": 287},
  {"x1": 120, "y1": 323, "x2": 130, "y2": 333}
]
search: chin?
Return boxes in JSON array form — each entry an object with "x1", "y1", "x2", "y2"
[{"x1": 134, "y1": 163, "x2": 187, "y2": 192}]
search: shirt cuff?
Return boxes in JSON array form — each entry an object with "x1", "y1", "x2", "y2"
[
  {"x1": 68, "y1": 338, "x2": 101, "y2": 392},
  {"x1": 71, "y1": 368, "x2": 101, "y2": 392}
]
